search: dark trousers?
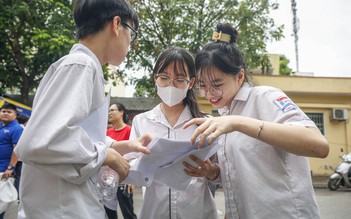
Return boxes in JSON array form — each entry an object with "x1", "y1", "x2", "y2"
[
  {"x1": 104, "y1": 206, "x2": 117, "y2": 219},
  {"x1": 105, "y1": 185, "x2": 137, "y2": 219},
  {"x1": 14, "y1": 161, "x2": 22, "y2": 198},
  {"x1": 0, "y1": 212, "x2": 5, "y2": 219}
]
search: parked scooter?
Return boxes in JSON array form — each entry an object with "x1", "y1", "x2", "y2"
[{"x1": 328, "y1": 149, "x2": 351, "y2": 191}]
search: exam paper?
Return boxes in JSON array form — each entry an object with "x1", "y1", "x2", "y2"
[{"x1": 123, "y1": 137, "x2": 222, "y2": 191}]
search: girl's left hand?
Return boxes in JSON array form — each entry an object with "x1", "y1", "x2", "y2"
[
  {"x1": 183, "y1": 155, "x2": 219, "y2": 180},
  {"x1": 126, "y1": 184, "x2": 134, "y2": 193}
]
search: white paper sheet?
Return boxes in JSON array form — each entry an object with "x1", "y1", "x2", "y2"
[
  {"x1": 123, "y1": 137, "x2": 222, "y2": 191},
  {"x1": 79, "y1": 91, "x2": 110, "y2": 145}
]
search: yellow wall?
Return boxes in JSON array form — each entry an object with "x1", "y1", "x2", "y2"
[{"x1": 198, "y1": 75, "x2": 351, "y2": 176}]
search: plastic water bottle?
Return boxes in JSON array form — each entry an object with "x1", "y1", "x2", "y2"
[{"x1": 95, "y1": 166, "x2": 119, "y2": 200}]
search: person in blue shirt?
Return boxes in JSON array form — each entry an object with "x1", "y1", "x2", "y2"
[
  {"x1": 0, "y1": 103, "x2": 23, "y2": 177},
  {"x1": 0, "y1": 103, "x2": 23, "y2": 219}
]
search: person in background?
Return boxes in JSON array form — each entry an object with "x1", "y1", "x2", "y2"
[
  {"x1": 129, "y1": 47, "x2": 219, "y2": 219},
  {"x1": 0, "y1": 103, "x2": 24, "y2": 219},
  {"x1": 105, "y1": 103, "x2": 137, "y2": 219},
  {"x1": 13, "y1": 114, "x2": 30, "y2": 199},
  {"x1": 16, "y1": 114, "x2": 29, "y2": 128},
  {"x1": 14, "y1": 0, "x2": 144, "y2": 218},
  {"x1": 183, "y1": 23, "x2": 329, "y2": 219}
]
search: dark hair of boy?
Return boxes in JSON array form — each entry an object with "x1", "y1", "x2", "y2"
[{"x1": 73, "y1": 0, "x2": 139, "y2": 40}]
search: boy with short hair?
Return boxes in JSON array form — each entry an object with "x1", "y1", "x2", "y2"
[{"x1": 14, "y1": 0, "x2": 139, "y2": 218}]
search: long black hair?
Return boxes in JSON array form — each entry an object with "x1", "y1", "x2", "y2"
[{"x1": 114, "y1": 103, "x2": 129, "y2": 124}]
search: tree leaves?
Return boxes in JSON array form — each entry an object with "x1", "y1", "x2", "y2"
[
  {"x1": 0, "y1": 0, "x2": 284, "y2": 101},
  {"x1": 0, "y1": 0, "x2": 75, "y2": 104}
]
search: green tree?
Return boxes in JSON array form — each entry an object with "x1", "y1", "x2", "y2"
[
  {"x1": 127, "y1": 0, "x2": 284, "y2": 96},
  {"x1": 0, "y1": 0, "x2": 285, "y2": 101},
  {"x1": 279, "y1": 55, "x2": 293, "y2": 75},
  {"x1": 0, "y1": 0, "x2": 76, "y2": 104}
]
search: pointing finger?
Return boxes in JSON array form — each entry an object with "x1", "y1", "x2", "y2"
[{"x1": 183, "y1": 118, "x2": 206, "y2": 129}]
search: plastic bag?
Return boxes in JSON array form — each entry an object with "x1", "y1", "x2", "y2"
[{"x1": 0, "y1": 173, "x2": 18, "y2": 214}]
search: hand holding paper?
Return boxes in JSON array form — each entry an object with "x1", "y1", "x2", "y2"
[{"x1": 123, "y1": 137, "x2": 222, "y2": 191}]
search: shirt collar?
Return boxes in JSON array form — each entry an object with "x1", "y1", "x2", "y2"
[
  {"x1": 145, "y1": 104, "x2": 193, "y2": 128},
  {"x1": 0, "y1": 119, "x2": 19, "y2": 128},
  {"x1": 234, "y1": 82, "x2": 251, "y2": 101},
  {"x1": 70, "y1": 43, "x2": 107, "y2": 85},
  {"x1": 219, "y1": 82, "x2": 252, "y2": 115}
]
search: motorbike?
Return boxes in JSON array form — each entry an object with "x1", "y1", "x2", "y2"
[{"x1": 328, "y1": 149, "x2": 351, "y2": 191}]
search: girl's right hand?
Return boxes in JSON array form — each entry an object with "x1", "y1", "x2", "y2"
[{"x1": 183, "y1": 116, "x2": 236, "y2": 148}]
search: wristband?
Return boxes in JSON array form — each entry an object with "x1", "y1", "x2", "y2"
[{"x1": 257, "y1": 120, "x2": 264, "y2": 139}]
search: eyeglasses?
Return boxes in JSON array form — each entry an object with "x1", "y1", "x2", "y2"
[
  {"x1": 108, "y1": 108, "x2": 119, "y2": 113},
  {"x1": 155, "y1": 74, "x2": 190, "y2": 89},
  {"x1": 195, "y1": 84, "x2": 223, "y2": 98},
  {"x1": 122, "y1": 22, "x2": 138, "y2": 43}
]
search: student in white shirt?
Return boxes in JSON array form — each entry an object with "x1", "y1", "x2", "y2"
[
  {"x1": 183, "y1": 23, "x2": 329, "y2": 219},
  {"x1": 14, "y1": 1, "x2": 150, "y2": 218},
  {"x1": 130, "y1": 47, "x2": 219, "y2": 219}
]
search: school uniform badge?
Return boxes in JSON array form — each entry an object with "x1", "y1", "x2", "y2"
[{"x1": 273, "y1": 96, "x2": 297, "y2": 112}]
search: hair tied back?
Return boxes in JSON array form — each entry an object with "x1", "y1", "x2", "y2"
[{"x1": 212, "y1": 31, "x2": 231, "y2": 43}]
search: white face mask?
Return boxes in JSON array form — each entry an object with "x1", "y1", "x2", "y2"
[{"x1": 157, "y1": 85, "x2": 188, "y2": 107}]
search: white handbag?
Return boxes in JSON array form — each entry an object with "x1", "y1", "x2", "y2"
[{"x1": 0, "y1": 173, "x2": 18, "y2": 214}]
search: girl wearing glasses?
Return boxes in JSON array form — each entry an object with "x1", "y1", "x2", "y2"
[
  {"x1": 183, "y1": 23, "x2": 329, "y2": 219},
  {"x1": 129, "y1": 47, "x2": 219, "y2": 219}
]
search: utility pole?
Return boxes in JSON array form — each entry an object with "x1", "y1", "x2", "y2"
[{"x1": 291, "y1": 0, "x2": 299, "y2": 72}]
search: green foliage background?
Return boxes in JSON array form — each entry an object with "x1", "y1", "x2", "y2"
[
  {"x1": 0, "y1": 0, "x2": 76, "y2": 104},
  {"x1": 279, "y1": 55, "x2": 293, "y2": 75},
  {"x1": 0, "y1": 0, "x2": 284, "y2": 103}
]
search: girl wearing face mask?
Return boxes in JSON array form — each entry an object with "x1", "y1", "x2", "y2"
[{"x1": 129, "y1": 47, "x2": 219, "y2": 219}]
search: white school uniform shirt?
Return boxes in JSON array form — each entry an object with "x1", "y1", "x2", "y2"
[
  {"x1": 129, "y1": 104, "x2": 218, "y2": 219},
  {"x1": 218, "y1": 83, "x2": 321, "y2": 219},
  {"x1": 15, "y1": 44, "x2": 109, "y2": 219}
]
